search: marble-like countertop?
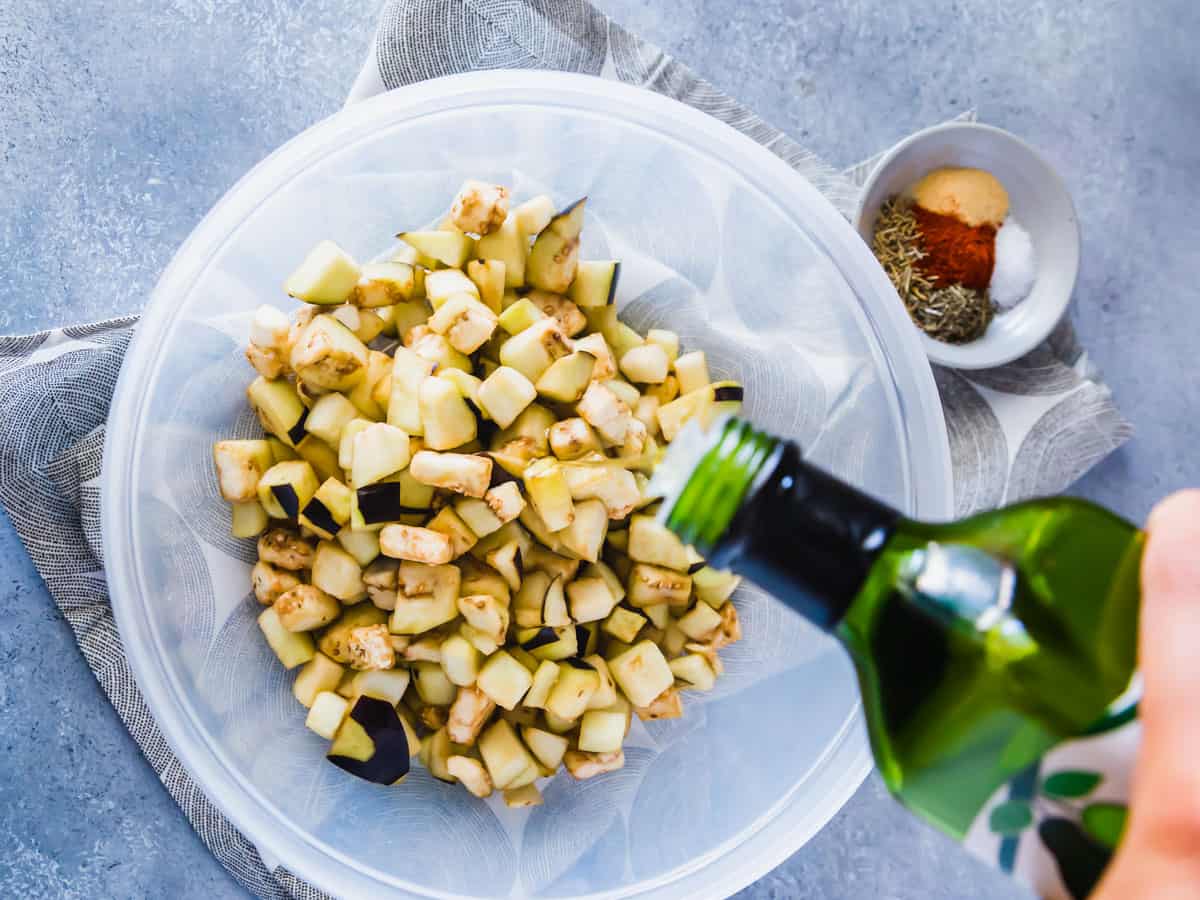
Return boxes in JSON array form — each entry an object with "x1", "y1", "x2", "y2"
[{"x1": 2, "y1": 1, "x2": 1197, "y2": 896}]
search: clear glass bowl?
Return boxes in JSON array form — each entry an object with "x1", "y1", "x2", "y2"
[{"x1": 102, "y1": 72, "x2": 952, "y2": 899}]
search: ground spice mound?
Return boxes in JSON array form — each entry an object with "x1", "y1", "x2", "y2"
[{"x1": 913, "y1": 206, "x2": 997, "y2": 291}]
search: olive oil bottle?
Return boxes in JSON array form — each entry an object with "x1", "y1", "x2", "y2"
[{"x1": 654, "y1": 416, "x2": 1143, "y2": 900}]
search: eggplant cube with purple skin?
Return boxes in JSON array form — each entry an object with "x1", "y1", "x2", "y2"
[{"x1": 527, "y1": 199, "x2": 585, "y2": 293}]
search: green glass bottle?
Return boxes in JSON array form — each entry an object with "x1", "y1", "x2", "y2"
[{"x1": 655, "y1": 416, "x2": 1143, "y2": 898}]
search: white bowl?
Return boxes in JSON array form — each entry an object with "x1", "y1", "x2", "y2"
[
  {"x1": 854, "y1": 122, "x2": 1080, "y2": 370},
  {"x1": 103, "y1": 72, "x2": 953, "y2": 899}
]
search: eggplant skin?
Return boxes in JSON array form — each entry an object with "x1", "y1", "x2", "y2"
[
  {"x1": 271, "y1": 484, "x2": 301, "y2": 518},
  {"x1": 711, "y1": 385, "x2": 744, "y2": 403},
  {"x1": 562, "y1": 657, "x2": 593, "y2": 671},
  {"x1": 356, "y1": 483, "x2": 427, "y2": 525},
  {"x1": 521, "y1": 626, "x2": 558, "y2": 651},
  {"x1": 302, "y1": 497, "x2": 339, "y2": 536},
  {"x1": 328, "y1": 696, "x2": 411, "y2": 785},
  {"x1": 286, "y1": 411, "x2": 309, "y2": 446}
]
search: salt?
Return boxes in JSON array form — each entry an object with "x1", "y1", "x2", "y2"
[{"x1": 990, "y1": 218, "x2": 1036, "y2": 310}]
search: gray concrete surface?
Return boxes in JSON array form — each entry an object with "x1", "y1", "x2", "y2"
[{"x1": 2, "y1": 0, "x2": 1197, "y2": 897}]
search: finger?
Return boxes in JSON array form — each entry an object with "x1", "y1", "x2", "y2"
[{"x1": 1130, "y1": 491, "x2": 1200, "y2": 845}]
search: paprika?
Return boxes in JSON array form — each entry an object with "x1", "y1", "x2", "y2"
[{"x1": 913, "y1": 206, "x2": 996, "y2": 290}]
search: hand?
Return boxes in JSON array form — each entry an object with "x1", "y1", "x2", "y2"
[{"x1": 1092, "y1": 491, "x2": 1200, "y2": 899}]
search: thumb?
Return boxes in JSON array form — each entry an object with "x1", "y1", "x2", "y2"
[
  {"x1": 1092, "y1": 492, "x2": 1200, "y2": 899},
  {"x1": 1133, "y1": 489, "x2": 1200, "y2": 834}
]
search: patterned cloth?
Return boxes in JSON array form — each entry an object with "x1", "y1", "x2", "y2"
[{"x1": 0, "y1": 1, "x2": 1129, "y2": 898}]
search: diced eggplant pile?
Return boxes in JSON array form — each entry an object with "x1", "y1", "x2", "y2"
[{"x1": 212, "y1": 181, "x2": 746, "y2": 808}]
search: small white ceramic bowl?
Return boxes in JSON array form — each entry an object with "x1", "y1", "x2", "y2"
[{"x1": 854, "y1": 122, "x2": 1080, "y2": 369}]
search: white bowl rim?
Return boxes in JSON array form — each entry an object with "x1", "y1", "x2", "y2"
[
  {"x1": 853, "y1": 120, "x2": 1081, "y2": 370},
  {"x1": 102, "y1": 70, "x2": 954, "y2": 900}
]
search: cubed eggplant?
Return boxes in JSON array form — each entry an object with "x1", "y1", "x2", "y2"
[
  {"x1": 409, "y1": 450, "x2": 492, "y2": 498},
  {"x1": 348, "y1": 667, "x2": 411, "y2": 705},
  {"x1": 626, "y1": 563, "x2": 692, "y2": 608},
  {"x1": 602, "y1": 605, "x2": 646, "y2": 645},
  {"x1": 286, "y1": 240, "x2": 362, "y2": 305},
  {"x1": 576, "y1": 382, "x2": 631, "y2": 445},
  {"x1": 627, "y1": 515, "x2": 692, "y2": 572},
  {"x1": 513, "y1": 194, "x2": 556, "y2": 235},
  {"x1": 523, "y1": 458, "x2": 575, "y2": 533},
  {"x1": 526, "y1": 290, "x2": 587, "y2": 337},
  {"x1": 474, "y1": 214, "x2": 526, "y2": 288},
  {"x1": 317, "y1": 604, "x2": 387, "y2": 664},
  {"x1": 577, "y1": 709, "x2": 626, "y2": 753},
  {"x1": 354, "y1": 261, "x2": 416, "y2": 307},
  {"x1": 397, "y1": 230, "x2": 474, "y2": 268},
  {"x1": 476, "y1": 650, "x2": 534, "y2": 711},
  {"x1": 669, "y1": 652, "x2": 717, "y2": 691},
  {"x1": 258, "y1": 605, "x2": 316, "y2": 669},
  {"x1": 212, "y1": 439, "x2": 274, "y2": 503},
  {"x1": 673, "y1": 350, "x2": 710, "y2": 395},
  {"x1": 522, "y1": 660, "x2": 561, "y2": 710},
  {"x1": 478, "y1": 719, "x2": 537, "y2": 790},
  {"x1": 299, "y1": 478, "x2": 353, "y2": 540},
  {"x1": 527, "y1": 198, "x2": 585, "y2": 293},
  {"x1": 520, "y1": 726, "x2": 569, "y2": 770},
  {"x1": 257, "y1": 460, "x2": 319, "y2": 520},
  {"x1": 327, "y1": 695, "x2": 412, "y2": 784},
  {"x1": 499, "y1": 318, "x2": 571, "y2": 383},
  {"x1": 311, "y1": 541, "x2": 367, "y2": 602},
  {"x1": 478, "y1": 366, "x2": 537, "y2": 429},
  {"x1": 306, "y1": 691, "x2": 350, "y2": 740},
  {"x1": 545, "y1": 665, "x2": 600, "y2": 720},
  {"x1": 275, "y1": 584, "x2": 342, "y2": 632},
  {"x1": 608, "y1": 640, "x2": 674, "y2": 707},
  {"x1": 293, "y1": 652, "x2": 345, "y2": 707},
  {"x1": 536, "y1": 351, "x2": 596, "y2": 403},
  {"x1": 567, "y1": 260, "x2": 620, "y2": 308},
  {"x1": 440, "y1": 634, "x2": 481, "y2": 687},
  {"x1": 619, "y1": 344, "x2": 670, "y2": 385},
  {"x1": 413, "y1": 661, "x2": 459, "y2": 706},
  {"x1": 290, "y1": 316, "x2": 369, "y2": 392},
  {"x1": 677, "y1": 601, "x2": 725, "y2": 640},
  {"x1": 566, "y1": 577, "x2": 617, "y2": 624},
  {"x1": 449, "y1": 180, "x2": 510, "y2": 236},
  {"x1": 557, "y1": 499, "x2": 609, "y2": 562},
  {"x1": 563, "y1": 748, "x2": 624, "y2": 780},
  {"x1": 231, "y1": 501, "x2": 269, "y2": 539},
  {"x1": 466, "y1": 259, "x2": 506, "y2": 313}
]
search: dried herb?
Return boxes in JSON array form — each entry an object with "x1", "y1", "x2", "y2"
[
  {"x1": 919, "y1": 283, "x2": 994, "y2": 344},
  {"x1": 871, "y1": 197, "x2": 995, "y2": 344}
]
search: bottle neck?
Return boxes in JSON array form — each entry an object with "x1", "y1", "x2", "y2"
[{"x1": 663, "y1": 419, "x2": 901, "y2": 630}]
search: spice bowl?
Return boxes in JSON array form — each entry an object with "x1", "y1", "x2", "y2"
[{"x1": 854, "y1": 122, "x2": 1080, "y2": 370}]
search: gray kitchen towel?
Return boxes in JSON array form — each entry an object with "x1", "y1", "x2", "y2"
[{"x1": 0, "y1": 2, "x2": 1129, "y2": 899}]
